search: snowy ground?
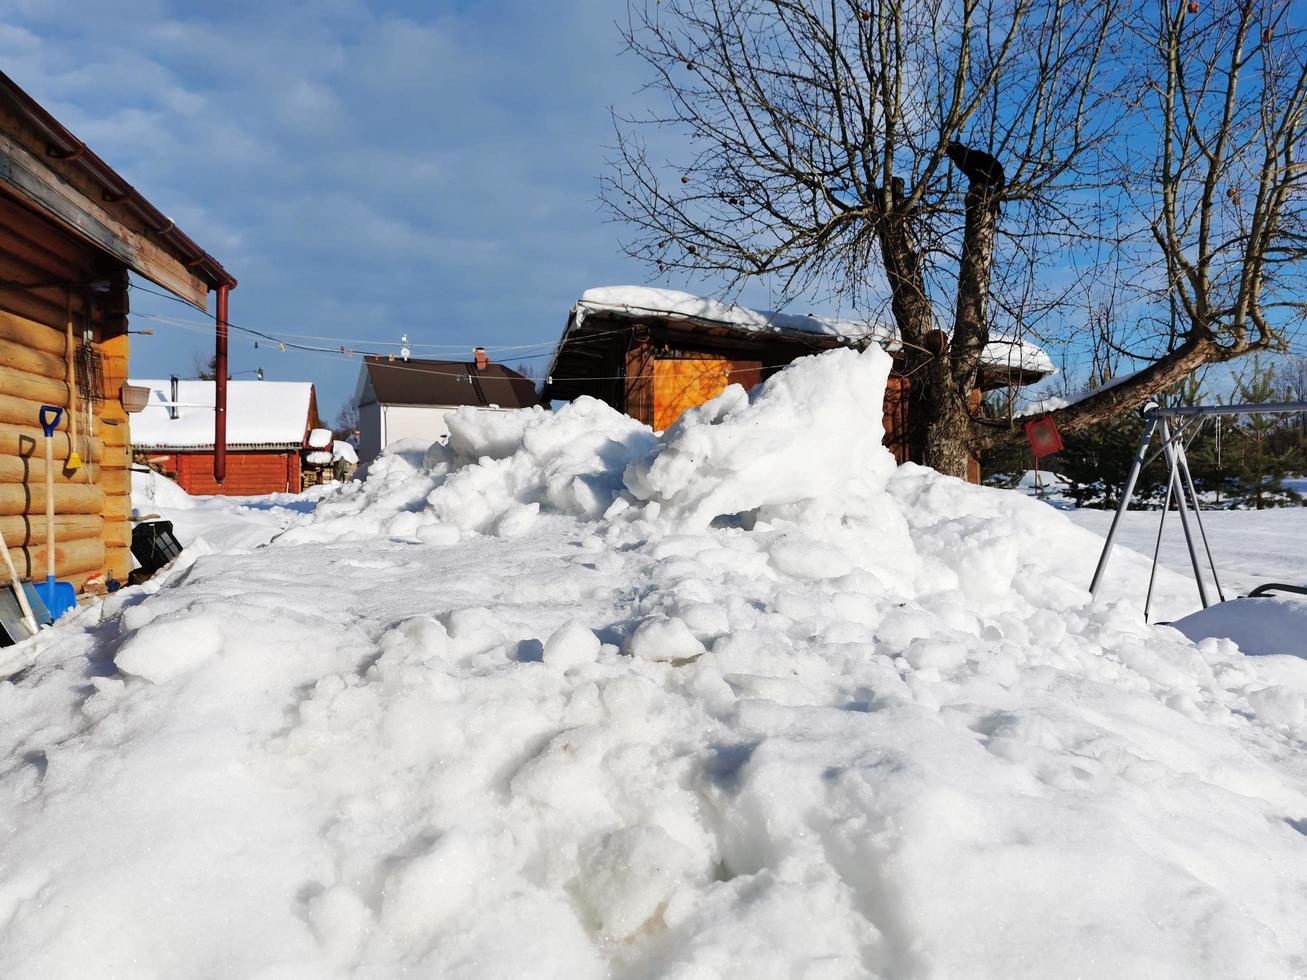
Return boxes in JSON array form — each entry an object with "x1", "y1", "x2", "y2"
[
  {"x1": 3, "y1": 348, "x2": 1307, "y2": 979},
  {"x1": 130, "y1": 468, "x2": 336, "y2": 553},
  {"x1": 1066, "y1": 506, "x2": 1307, "y2": 605}
]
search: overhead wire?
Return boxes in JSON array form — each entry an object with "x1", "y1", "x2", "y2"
[
  {"x1": 128, "y1": 279, "x2": 595, "y2": 354},
  {"x1": 128, "y1": 279, "x2": 1054, "y2": 387},
  {"x1": 126, "y1": 308, "x2": 652, "y2": 383}
]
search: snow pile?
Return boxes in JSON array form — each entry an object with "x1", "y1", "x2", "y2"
[
  {"x1": 308, "y1": 427, "x2": 333, "y2": 449},
  {"x1": 624, "y1": 347, "x2": 899, "y2": 532},
  {"x1": 1173, "y1": 596, "x2": 1307, "y2": 659},
  {"x1": 130, "y1": 467, "x2": 197, "y2": 514},
  {"x1": 291, "y1": 346, "x2": 903, "y2": 551},
  {"x1": 4, "y1": 348, "x2": 1307, "y2": 978}
]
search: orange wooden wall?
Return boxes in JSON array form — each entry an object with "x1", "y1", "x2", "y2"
[
  {"x1": 651, "y1": 354, "x2": 762, "y2": 431},
  {"x1": 157, "y1": 451, "x2": 301, "y2": 496}
]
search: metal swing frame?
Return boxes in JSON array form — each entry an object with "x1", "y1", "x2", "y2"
[{"x1": 1088, "y1": 400, "x2": 1307, "y2": 620}]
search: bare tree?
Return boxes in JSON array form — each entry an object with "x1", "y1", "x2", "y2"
[
  {"x1": 333, "y1": 401, "x2": 360, "y2": 441},
  {"x1": 189, "y1": 351, "x2": 218, "y2": 381},
  {"x1": 603, "y1": 0, "x2": 1307, "y2": 477}
]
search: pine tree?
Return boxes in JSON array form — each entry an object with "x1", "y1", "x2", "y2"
[{"x1": 1225, "y1": 356, "x2": 1301, "y2": 509}]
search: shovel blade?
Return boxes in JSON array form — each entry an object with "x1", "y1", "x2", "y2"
[{"x1": 33, "y1": 577, "x2": 76, "y2": 620}]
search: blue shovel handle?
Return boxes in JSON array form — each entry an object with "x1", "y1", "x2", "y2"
[{"x1": 39, "y1": 405, "x2": 63, "y2": 437}]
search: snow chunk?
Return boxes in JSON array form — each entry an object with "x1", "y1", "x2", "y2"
[
  {"x1": 308, "y1": 427, "x2": 334, "y2": 449},
  {"x1": 115, "y1": 612, "x2": 225, "y2": 683},
  {"x1": 626, "y1": 616, "x2": 707, "y2": 662},
  {"x1": 576, "y1": 824, "x2": 698, "y2": 939},
  {"x1": 543, "y1": 620, "x2": 601, "y2": 672}
]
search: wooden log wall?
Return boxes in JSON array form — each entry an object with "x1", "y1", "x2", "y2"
[
  {"x1": 161, "y1": 450, "x2": 301, "y2": 497},
  {"x1": 0, "y1": 191, "x2": 134, "y2": 590}
]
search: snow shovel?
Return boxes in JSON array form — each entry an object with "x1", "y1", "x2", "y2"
[
  {"x1": 34, "y1": 406, "x2": 76, "y2": 620},
  {"x1": 0, "y1": 522, "x2": 51, "y2": 645}
]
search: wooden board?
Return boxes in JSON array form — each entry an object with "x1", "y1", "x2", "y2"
[
  {"x1": 0, "y1": 136, "x2": 209, "y2": 308},
  {"x1": 0, "y1": 482, "x2": 105, "y2": 516},
  {"x1": 0, "y1": 513, "x2": 102, "y2": 548},
  {"x1": 624, "y1": 342, "x2": 655, "y2": 426},
  {"x1": 652, "y1": 355, "x2": 762, "y2": 431},
  {"x1": 882, "y1": 374, "x2": 911, "y2": 464},
  {"x1": 4, "y1": 537, "x2": 105, "y2": 584},
  {"x1": 0, "y1": 335, "x2": 70, "y2": 381}
]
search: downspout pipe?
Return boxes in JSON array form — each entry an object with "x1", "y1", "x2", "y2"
[{"x1": 214, "y1": 282, "x2": 232, "y2": 484}]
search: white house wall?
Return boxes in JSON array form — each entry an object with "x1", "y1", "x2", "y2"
[
  {"x1": 383, "y1": 404, "x2": 456, "y2": 452},
  {"x1": 359, "y1": 404, "x2": 528, "y2": 462}
]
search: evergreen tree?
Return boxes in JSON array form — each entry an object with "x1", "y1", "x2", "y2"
[{"x1": 1224, "y1": 357, "x2": 1301, "y2": 509}]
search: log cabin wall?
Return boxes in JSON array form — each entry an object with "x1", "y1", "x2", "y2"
[
  {"x1": 155, "y1": 450, "x2": 302, "y2": 497},
  {"x1": 0, "y1": 191, "x2": 132, "y2": 590}
]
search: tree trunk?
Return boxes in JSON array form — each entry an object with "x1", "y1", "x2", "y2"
[
  {"x1": 907, "y1": 181, "x2": 1002, "y2": 480},
  {"x1": 933, "y1": 183, "x2": 1002, "y2": 478},
  {"x1": 874, "y1": 179, "x2": 971, "y2": 474},
  {"x1": 951, "y1": 184, "x2": 1000, "y2": 396},
  {"x1": 920, "y1": 358, "x2": 973, "y2": 476},
  {"x1": 974, "y1": 336, "x2": 1219, "y2": 451}
]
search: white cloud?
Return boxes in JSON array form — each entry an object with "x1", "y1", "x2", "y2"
[{"x1": 3, "y1": 0, "x2": 652, "y2": 417}]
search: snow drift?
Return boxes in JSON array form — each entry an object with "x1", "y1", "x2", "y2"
[{"x1": 3, "y1": 347, "x2": 1307, "y2": 979}]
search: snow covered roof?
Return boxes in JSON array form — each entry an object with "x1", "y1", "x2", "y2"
[
  {"x1": 129, "y1": 379, "x2": 317, "y2": 450},
  {"x1": 569, "y1": 285, "x2": 1055, "y2": 377},
  {"x1": 575, "y1": 285, "x2": 895, "y2": 346}
]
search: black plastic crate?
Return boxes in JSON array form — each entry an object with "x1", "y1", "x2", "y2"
[{"x1": 131, "y1": 520, "x2": 183, "y2": 575}]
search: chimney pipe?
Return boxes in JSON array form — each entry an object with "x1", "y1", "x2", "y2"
[
  {"x1": 474, "y1": 347, "x2": 488, "y2": 370},
  {"x1": 214, "y1": 282, "x2": 231, "y2": 485},
  {"x1": 169, "y1": 375, "x2": 179, "y2": 420}
]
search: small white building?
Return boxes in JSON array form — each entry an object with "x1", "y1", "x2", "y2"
[{"x1": 353, "y1": 354, "x2": 538, "y2": 462}]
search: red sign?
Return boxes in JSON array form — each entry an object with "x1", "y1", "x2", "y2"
[{"x1": 1023, "y1": 415, "x2": 1063, "y2": 458}]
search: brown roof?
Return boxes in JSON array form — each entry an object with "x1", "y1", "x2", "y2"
[
  {"x1": 363, "y1": 356, "x2": 539, "y2": 409},
  {"x1": 0, "y1": 70, "x2": 235, "y2": 291}
]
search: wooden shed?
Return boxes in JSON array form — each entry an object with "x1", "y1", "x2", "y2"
[
  {"x1": 0, "y1": 72, "x2": 235, "y2": 591},
  {"x1": 130, "y1": 379, "x2": 322, "y2": 495},
  {"x1": 542, "y1": 286, "x2": 1054, "y2": 483}
]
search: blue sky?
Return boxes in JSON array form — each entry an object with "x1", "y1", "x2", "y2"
[
  {"x1": 6, "y1": 1, "x2": 1295, "y2": 423},
  {"x1": 0, "y1": 0, "x2": 679, "y2": 421}
]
